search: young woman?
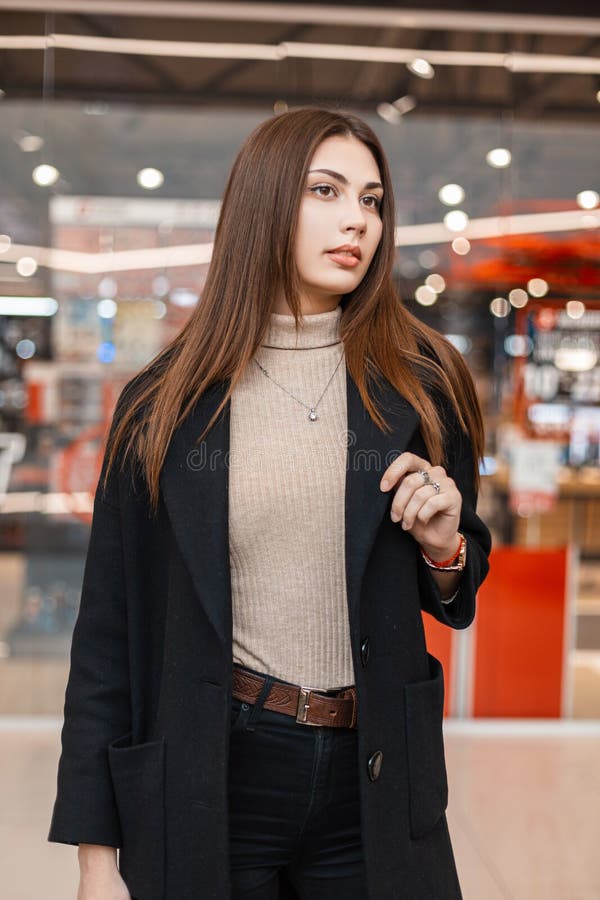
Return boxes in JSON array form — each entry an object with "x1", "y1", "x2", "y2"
[{"x1": 48, "y1": 107, "x2": 491, "y2": 900}]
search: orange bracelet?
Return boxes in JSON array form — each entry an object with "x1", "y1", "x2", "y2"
[{"x1": 420, "y1": 535, "x2": 462, "y2": 568}]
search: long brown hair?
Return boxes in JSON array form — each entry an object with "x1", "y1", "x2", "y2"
[{"x1": 103, "y1": 107, "x2": 485, "y2": 515}]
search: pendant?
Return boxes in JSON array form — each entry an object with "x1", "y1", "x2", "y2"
[{"x1": 308, "y1": 408, "x2": 318, "y2": 421}]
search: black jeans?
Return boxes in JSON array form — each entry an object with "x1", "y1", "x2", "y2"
[{"x1": 228, "y1": 666, "x2": 367, "y2": 899}]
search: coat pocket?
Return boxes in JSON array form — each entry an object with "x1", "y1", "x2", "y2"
[
  {"x1": 108, "y1": 730, "x2": 166, "y2": 900},
  {"x1": 403, "y1": 652, "x2": 449, "y2": 840}
]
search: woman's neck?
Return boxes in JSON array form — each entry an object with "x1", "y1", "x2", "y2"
[
  {"x1": 261, "y1": 304, "x2": 343, "y2": 350},
  {"x1": 270, "y1": 293, "x2": 341, "y2": 316}
]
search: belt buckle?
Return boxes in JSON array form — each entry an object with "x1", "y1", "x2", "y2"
[
  {"x1": 346, "y1": 686, "x2": 358, "y2": 728},
  {"x1": 296, "y1": 686, "x2": 313, "y2": 725}
]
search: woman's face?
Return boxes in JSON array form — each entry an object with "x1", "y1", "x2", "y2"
[{"x1": 292, "y1": 134, "x2": 385, "y2": 310}]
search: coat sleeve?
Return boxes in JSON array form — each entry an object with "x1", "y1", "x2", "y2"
[
  {"x1": 48, "y1": 390, "x2": 133, "y2": 848},
  {"x1": 416, "y1": 402, "x2": 492, "y2": 630}
]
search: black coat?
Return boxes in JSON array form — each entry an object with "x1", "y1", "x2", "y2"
[{"x1": 48, "y1": 365, "x2": 491, "y2": 900}]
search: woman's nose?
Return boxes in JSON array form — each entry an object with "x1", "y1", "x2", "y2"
[{"x1": 341, "y1": 207, "x2": 367, "y2": 234}]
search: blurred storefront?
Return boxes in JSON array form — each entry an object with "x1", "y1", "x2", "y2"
[{"x1": 0, "y1": 1, "x2": 599, "y2": 719}]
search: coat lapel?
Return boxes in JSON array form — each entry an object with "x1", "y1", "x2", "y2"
[
  {"x1": 344, "y1": 369, "x2": 420, "y2": 624},
  {"x1": 159, "y1": 367, "x2": 420, "y2": 650},
  {"x1": 159, "y1": 381, "x2": 232, "y2": 647}
]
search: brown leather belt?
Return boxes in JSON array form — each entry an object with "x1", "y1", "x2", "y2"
[{"x1": 232, "y1": 666, "x2": 358, "y2": 729}]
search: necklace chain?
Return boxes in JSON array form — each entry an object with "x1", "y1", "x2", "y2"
[{"x1": 253, "y1": 344, "x2": 345, "y2": 422}]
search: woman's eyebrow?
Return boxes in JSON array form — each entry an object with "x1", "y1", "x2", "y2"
[{"x1": 307, "y1": 168, "x2": 383, "y2": 191}]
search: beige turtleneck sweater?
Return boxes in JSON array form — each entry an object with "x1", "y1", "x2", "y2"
[{"x1": 228, "y1": 303, "x2": 355, "y2": 690}]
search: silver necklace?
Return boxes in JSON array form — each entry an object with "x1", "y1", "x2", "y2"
[{"x1": 253, "y1": 345, "x2": 345, "y2": 422}]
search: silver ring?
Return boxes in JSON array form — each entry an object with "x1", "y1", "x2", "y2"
[
  {"x1": 431, "y1": 481, "x2": 441, "y2": 494},
  {"x1": 419, "y1": 469, "x2": 431, "y2": 484}
]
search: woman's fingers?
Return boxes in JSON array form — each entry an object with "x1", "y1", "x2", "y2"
[
  {"x1": 399, "y1": 484, "x2": 454, "y2": 529},
  {"x1": 380, "y1": 451, "x2": 462, "y2": 540},
  {"x1": 379, "y1": 452, "x2": 434, "y2": 491},
  {"x1": 388, "y1": 469, "x2": 449, "y2": 523}
]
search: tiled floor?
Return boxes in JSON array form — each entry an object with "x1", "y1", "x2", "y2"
[
  {"x1": 444, "y1": 724, "x2": 600, "y2": 900},
  {"x1": 2, "y1": 721, "x2": 599, "y2": 900}
]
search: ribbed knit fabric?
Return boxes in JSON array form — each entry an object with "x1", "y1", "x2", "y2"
[{"x1": 228, "y1": 303, "x2": 355, "y2": 690}]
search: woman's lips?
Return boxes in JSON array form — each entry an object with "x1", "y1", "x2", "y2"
[{"x1": 326, "y1": 251, "x2": 361, "y2": 268}]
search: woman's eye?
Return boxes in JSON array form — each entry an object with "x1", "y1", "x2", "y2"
[
  {"x1": 309, "y1": 184, "x2": 381, "y2": 210},
  {"x1": 309, "y1": 184, "x2": 336, "y2": 198}
]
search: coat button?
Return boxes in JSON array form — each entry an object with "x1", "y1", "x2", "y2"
[
  {"x1": 367, "y1": 750, "x2": 383, "y2": 781},
  {"x1": 360, "y1": 636, "x2": 370, "y2": 667}
]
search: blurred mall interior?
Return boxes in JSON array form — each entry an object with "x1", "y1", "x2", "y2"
[{"x1": 0, "y1": 2, "x2": 599, "y2": 898}]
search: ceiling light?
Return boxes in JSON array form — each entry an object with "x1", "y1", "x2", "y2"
[
  {"x1": 490, "y1": 297, "x2": 510, "y2": 317},
  {"x1": 566, "y1": 300, "x2": 585, "y2": 319},
  {"x1": 16, "y1": 339, "x2": 36, "y2": 359},
  {"x1": 527, "y1": 278, "x2": 549, "y2": 297},
  {"x1": 4, "y1": 32, "x2": 600, "y2": 73},
  {"x1": 16, "y1": 256, "x2": 38, "y2": 277},
  {"x1": 0, "y1": 88, "x2": 5, "y2": 99},
  {"x1": 451, "y1": 237, "x2": 471, "y2": 255},
  {"x1": 407, "y1": 58, "x2": 434, "y2": 79},
  {"x1": 0, "y1": 234, "x2": 11, "y2": 253},
  {"x1": 377, "y1": 95, "x2": 417, "y2": 123},
  {"x1": 17, "y1": 133, "x2": 44, "y2": 152},
  {"x1": 425, "y1": 273, "x2": 446, "y2": 293},
  {"x1": 137, "y1": 167, "x2": 164, "y2": 190},
  {"x1": 98, "y1": 276, "x2": 118, "y2": 298},
  {"x1": 581, "y1": 214, "x2": 599, "y2": 228},
  {"x1": 0, "y1": 296, "x2": 58, "y2": 316},
  {"x1": 486, "y1": 148, "x2": 512, "y2": 168},
  {"x1": 443, "y1": 210, "x2": 469, "y2": 232},
  {"x1": 32, "y1": 163, "x2": 60, "y2": 186},
  {"x1": 415, "y1": 285, "x2": 437, "y2": 306},
  {"x1": 396, "y1": 208, "x2": 599, "y2": 248},
  {"x1": 97, "y1": 299, "x2": 117, "y2": 319},
  {"x1": 393, "y1": 94, "x2": 417, "y2": 114},
  {"x1": 576, "y1": 190, "x2": 599, "y2": 210},
  {"x1": 376, "y1": 102, "x2": 403, "y2": 124},
  {"x1": 169, "y1": 288, "x2": 198, "y2": 307},
  {"x1": 509, "y1": 288, "x2": 528, "y2": 308},
  {"x1": 273, "y1": 100, "x2": 289, "y2": 114},
  {"x1": 438, "y1": 183, "x2": 465, "y2": 206}
]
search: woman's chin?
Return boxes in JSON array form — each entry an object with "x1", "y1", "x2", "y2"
[{"x1": 303, "y1": 272, "x2": 361, "y2": 296}]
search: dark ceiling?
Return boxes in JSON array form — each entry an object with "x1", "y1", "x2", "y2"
[{"x1": 0, "y1": 1, "x2": 599, "y2": 122}]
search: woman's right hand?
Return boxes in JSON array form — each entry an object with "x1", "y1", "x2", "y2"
[{"x1": 77, "y1": 844, "x2": 131, "y2": 899}]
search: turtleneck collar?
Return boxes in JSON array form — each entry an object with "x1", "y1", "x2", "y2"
[{"x1": 261, "y1": 304, "x2": 342, "y2": 350}]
